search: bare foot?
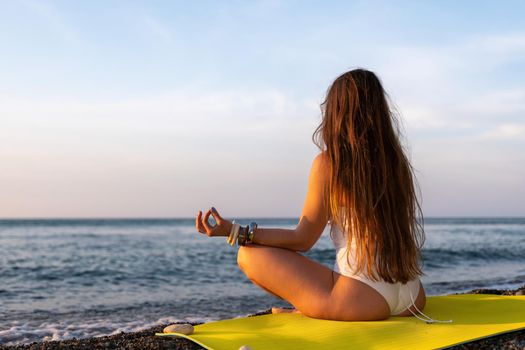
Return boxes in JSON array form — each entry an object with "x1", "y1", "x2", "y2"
[{"x1": 271, "y1": 306, "x2": 301, "y2": 314}]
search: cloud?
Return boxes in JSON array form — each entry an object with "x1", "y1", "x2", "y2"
[
  {"x1": 368, "y1": 32, "x2": 525, "y2": 141},
  {"x1": 395, "y1": 88, "x2": 525, "y2": 135},
  {"x1": 480, "y1": 123, "x2": 525, "y2": 140},
  {"x1": 0, "y1": 87, "x2": 321, "y2": 165},
  {"x1": 469, "y1": 32, "x2": 525, "y2": 58},
  {"x1": 396, "y1": 104, "x2": 473, "y2": 131},
  {"x1": 0, "y1": 87, "x2": 319, "y2": 132},
  {"x1": 463, "y1": 88, "x2": 525, "y2": 117}
]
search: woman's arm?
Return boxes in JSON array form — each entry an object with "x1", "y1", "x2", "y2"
[
  {"x1": 249, "y1": 152, "x2": 329, "y2": 252},
  {"x1": 195, "y1": 153, "x2": 329, "y2": 252}
]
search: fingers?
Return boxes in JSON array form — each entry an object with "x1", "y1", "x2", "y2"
[
  {"x1": 196, "y1": 211, "x2": 206, "y2": 233},
  {"x1": 202, "y1": 209, "x2": 214, "y2": 234},
  {"x1": 196, "y1": 207, "x2": 223, "y2": 237},
  {"x1": 210, "y1": 207, "x2": 223, "y2": 224}
]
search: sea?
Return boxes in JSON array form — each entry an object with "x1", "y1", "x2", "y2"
[{"x1": 1, "y1": 217, "x2": 524, "y2": 346}]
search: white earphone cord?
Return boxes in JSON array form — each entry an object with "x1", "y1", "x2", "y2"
[{"x1": 405, "y1": 290, "x2": 453, "y2": 324}]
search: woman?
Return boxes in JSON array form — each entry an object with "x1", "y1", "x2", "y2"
[{"x1": 195, "y1": 68, "x2": 426, "y2": 321}]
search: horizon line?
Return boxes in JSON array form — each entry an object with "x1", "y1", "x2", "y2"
[{"x1": 0, "y1": 216, "x2": 524, "y2": 220}]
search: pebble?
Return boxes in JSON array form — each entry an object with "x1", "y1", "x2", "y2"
[
  {"x1": 163, "y1": 323, "x2": 194, "y2": 335},
  {"x1": 239, "y1": 346, "x2": 252, "y2": 350}
]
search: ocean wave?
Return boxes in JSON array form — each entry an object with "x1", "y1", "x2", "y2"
[
  {"x1": 421, "y1": 247, "x2": 525, "y2": 268},
  {"x1": 424, "y1": 275, "x2": 525, "y2": 295},
  {"x1": 0, "y1": 315, "x2": 212, "y2": 346}
]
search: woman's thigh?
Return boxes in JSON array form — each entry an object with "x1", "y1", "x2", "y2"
[{"x1": 237, "y1": 244, "x2": 390, "y2": 320}]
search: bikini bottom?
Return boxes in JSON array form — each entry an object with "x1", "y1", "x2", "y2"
[{"x1": 333, "y1": 264, "x2": 421, "y2": 316}]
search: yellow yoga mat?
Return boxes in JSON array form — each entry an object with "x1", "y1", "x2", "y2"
[{"x1": 156, "y1": 294, "x2": 525, "y2": 350}]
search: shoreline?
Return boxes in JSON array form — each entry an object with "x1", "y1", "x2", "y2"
[{"x1": 2, "y1": 286, "x2": 525, "y2": 350}]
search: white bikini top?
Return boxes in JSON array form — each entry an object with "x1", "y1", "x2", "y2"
[
  {"x1": 328, "y1": 210, "x2": 360, "y2": 259},
  {"x1": 329, "y1": 220, "x2": 351, "y2": 249},
  {"x1": 329, "y1": 220, "x2": 367, "y2": 275}
]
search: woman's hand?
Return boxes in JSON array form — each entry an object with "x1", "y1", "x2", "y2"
[{"x1": 195, "y1": 207, "x2": 232, "y2": 237}]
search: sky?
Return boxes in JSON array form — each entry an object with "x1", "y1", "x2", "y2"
[{"x1": 0, "y1": 0, "x2": 524, "y2": 218}]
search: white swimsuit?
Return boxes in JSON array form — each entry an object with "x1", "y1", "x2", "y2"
[{"x1": 330, "y1": 222, "x2": 421, "y2": 316}]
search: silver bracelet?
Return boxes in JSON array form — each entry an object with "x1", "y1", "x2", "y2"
[
  {"x1": 228, "y1": 221, "x2": 240, "y2": 246},
  {"x1": 237, "y1": 225, "x2": 246, "y2": 246},
  {"x1": 247, "y1": 222, "x2": 257, "y2": 243},
  {"x1": 231, "y1": 223, "x2": 241, "y2": 246}
]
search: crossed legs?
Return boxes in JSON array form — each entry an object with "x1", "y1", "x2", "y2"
[{"x1": 237, "y1": 244, "x2": 391, "y2": 321}]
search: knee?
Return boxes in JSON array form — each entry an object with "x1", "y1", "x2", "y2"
[
  {"x1": 236, "y1": 246, "x2": 249, "y2": 272},
  {"x1": 301, "y1": 307, "x2": 327, "y2": 320},
  {"x1": 300, "y1": 297, "x2": 367, "y2": 321},
  {"x1": 237, "y1": 245, "x2": 262, "y2": 275},
  {"x1": 299, "y1": 300, "x2": 334, "y2": 320}
]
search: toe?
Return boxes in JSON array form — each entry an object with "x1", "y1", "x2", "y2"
[{"x1": 272, "y1": 307, "x2": 300, "y2": 314}]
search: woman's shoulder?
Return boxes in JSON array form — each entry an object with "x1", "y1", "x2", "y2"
[
  {"x1": 309, "y1": 152, "x2": 329, "y2": 186},
  {"x1": 312, "y1": 151, "x2": 329, "y2": 169}
]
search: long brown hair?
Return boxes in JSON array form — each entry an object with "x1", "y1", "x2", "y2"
[{"x1": 313, "y1": 68, "x2": 424, "y2": 283}]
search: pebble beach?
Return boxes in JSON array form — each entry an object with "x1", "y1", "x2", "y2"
[{"x1": 3, "y1": 286, "x2": 524, "y2": 350}]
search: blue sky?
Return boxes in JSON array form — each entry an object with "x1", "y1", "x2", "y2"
[{"x1": 0, "y1": 0, "x2": 524, "y2": 217}]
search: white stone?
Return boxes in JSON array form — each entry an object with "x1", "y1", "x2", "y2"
[
  {"x1": 163, "y1": 323, "x2": 194, "y2": 335},
  {"x1": 239, "y1": 346, "x2": 252, "y2": 350}
]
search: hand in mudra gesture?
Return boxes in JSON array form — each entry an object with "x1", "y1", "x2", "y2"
[{"x1": 195, "y1": 207, "x2": 232, "y2": 237}]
